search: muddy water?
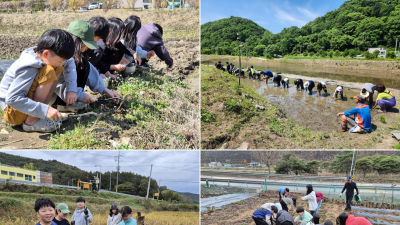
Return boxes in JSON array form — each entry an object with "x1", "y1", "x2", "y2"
[
  {"x1": 202, "y1": 57, "x2": 400, "y2": 89},
  {"x1": 242, "y1": 77, "x2": 363, "y2": 132}
]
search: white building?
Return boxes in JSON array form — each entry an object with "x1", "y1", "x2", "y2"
[
  {"x1": 208, "y1": 162, "x2": 222, "y2": 167},
  {"x1": 368, "y1": 47, "x2": 387, "y2": 58},
  {"x1": 120, "y1": 0, "x2": 151, "y2": 9}
]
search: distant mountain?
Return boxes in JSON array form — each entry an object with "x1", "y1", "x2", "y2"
[
  {"x1": 201, "y1": 0, "x2": 400, "y2": 57},
  {"x1": 178, "y1": 192, "x2": 199, "y2": 205}
]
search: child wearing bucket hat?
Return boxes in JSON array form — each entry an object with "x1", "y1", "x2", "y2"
[
  {"x1": 53, "y1": 20, "x2": 120, "y2": 112},
  {"x1": 361, "y1": 83, "x2": 377, "y2": 108},
  {"x1": 53, "y1": 203, "x2": 71, "y2": 225},
  {"x1": 108, "y1": 204, "x2": 122, "y2": 225},
  {"x1": 333, "y1": 85, "x2": 344, "y2": 100}
]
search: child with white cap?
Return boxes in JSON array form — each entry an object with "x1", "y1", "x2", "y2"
[{"x1": 317, "y1": 82, "x2": 327, "y2": 96}]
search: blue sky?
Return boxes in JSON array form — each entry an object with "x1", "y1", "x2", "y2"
[
  {"x1": 201, "y1": 0, "x2": 346, "y2": 34},
  {"x1": 2, "y1": 151, "x2": 199, "y2": 194}
]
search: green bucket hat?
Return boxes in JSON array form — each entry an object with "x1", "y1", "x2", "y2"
[
  {"x1": 56, "y1": 203, "x2": 71, "y2": 214},
  {"x1": 68, "y1": 20, "x2": 98, "y2": 50}
]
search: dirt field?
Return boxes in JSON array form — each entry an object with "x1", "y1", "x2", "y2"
[
  {"x1": 201, "y1": 190, "x2": 400, "y2": 225},
  {"x1": 201, "y1": 66, "x2": 400, "y2": 149},
  {"x1": 0, "y1": 10, "x2": 199, "y2": 150}
]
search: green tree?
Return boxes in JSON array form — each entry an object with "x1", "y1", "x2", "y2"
[
  {"x1": 321, "y1": 161, "x2": 330, "y2": 170},
  {"x1": 329, "y1": 151, "x2": 354, "y2": 174},
  {"x1": 23, "y1": 162, "x2": 38, "y2": 170},
  {"x1": 118, "y1": 182, "x2": 137, "y2": 195},
  {"x1": 356, "y1": 157, "x2": 374, "y2": 177},
  {"x1": 305, "y1": 160, "x2": 320, "y2": 175},
  {"x1": 253, "y1": 45, "x2": 266, "y2": 57},
  {"x1": 386, "y1": 51, "x2": 396, "y2": 59},
  {"x1": 202, "y1": 49, "x2": 212, "y2": 55}
]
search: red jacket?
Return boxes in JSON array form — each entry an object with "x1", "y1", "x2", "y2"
[
  {"x1": 316, "y1": 192, "x2": 324, "y2": 203},
  {"x1": 346, "y1": 214, "x2": 371, "y2": 225}
]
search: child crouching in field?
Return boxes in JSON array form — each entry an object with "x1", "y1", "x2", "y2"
[
  {"x1": 35, "y1": 197, "x2": 57, "y2": 225},
  {"x1": 119, "y1": 206, "x2": 137, "y2": 225},
  {"x1": 53, "y1": 20, "x2": 120, "y2": 111},
  {"x1": 71, "y1": 197, "x2": 93, "y2": 225},
  {"x1": 53, "y1": 203, "x2": 71, "y2": 225},
  {"x1": 0, "y1": 30, "x2": 76, "y2": 132}
]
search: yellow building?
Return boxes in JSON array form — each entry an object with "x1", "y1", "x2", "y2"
[
  {"x1": 0, "y1": 164, "x2": 38, "y2": 182},
  {"x1": 77, "y1": 181, "x2": 93, "y2": 191}
]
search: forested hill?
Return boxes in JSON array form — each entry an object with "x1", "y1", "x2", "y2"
[
  {"x1": 201, "y1": 16, "x2": 269, "y2": 55},
  {"x1": 201, "y1": 0, "x2": 400, "y2": 57}
]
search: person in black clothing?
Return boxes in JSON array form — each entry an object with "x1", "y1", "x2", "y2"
[
  {"x1": 100, "y1": 17, "x2": 133, "y2": 75},
  {"x1": 273, "y1": 75, "x2": 282, "y2": 87},
  {"x1": 87, "y1": 16, "x2": 116, "y2": 80},
  {"x1": 317, "y1": 82, "x2": 328, "y2": 96},
  {"x1": 216, "y1": 61, "x2": 222, "y2": 69},
  {"x1": 294, "y1": 79, "x2": 304, "y2": 91},
  {"x1": 305, "y1": 80, "x2": 315, "y2": 95},
  {"x1": 226, "y1": 62, "x2": 231, "y2": 74},
  {"x1": 247, "y1": 66, "x2": 253, "y2": 79},
  {"x1": 340, "y1": 176, "x2": 359, "y2": 211}
]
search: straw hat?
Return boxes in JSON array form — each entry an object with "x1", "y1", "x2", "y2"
[
  {"x1": 360, "y1": 88, "x2": 370, "y2": 98},
  {"x1": 304, "y1": 81, "x2": 310, "y2": 88}
]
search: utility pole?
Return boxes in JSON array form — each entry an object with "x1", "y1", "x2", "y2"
[
  {"x1": 115, "y1": 151, "x2": 121, "y2": 192},
  {"x1": 95, "y1": 165, "x2": 102, "y2": 192},
  {"x1": 350, "y1": 150, "x2": 356, "y2": 178},
  {"x1": 157, "y1": 179, "x2": 161, "y2": 200},
  {"x1": 109, "y1": 171, "x2": 111, "y2": 192},
  {"x1": 72, "y1": 178, "x2": 74, "y2": 187},
  {"x1": 146, "y1": 164, "x2": 153, "y2": 200},
  {"x1": 395, "y1": 38, "x2": 398, "y2": 57},
  {"x1": 245, "y1": 41, "x2": 248, "y2": 68},
  {"x1": 237, "y1": 33, "x2": 242, "y2": 86},
  {"x1": 300, "y1": 46, "x2": 302, "y2": 54}
]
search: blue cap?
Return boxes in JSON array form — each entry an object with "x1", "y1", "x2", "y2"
[{"x1": 347, "y1": 176, "x2": 352, "y2": 181}]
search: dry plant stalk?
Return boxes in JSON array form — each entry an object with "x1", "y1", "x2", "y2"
[
  {"x1": 50, "y1": 0, "x2": 62, "y2": 10},
  {"x1": 125, "y1": 0, "x2": 136, "y2": 8},
  {"x1": 103, "y1": 0, "x2": 120, "y2": 12}
]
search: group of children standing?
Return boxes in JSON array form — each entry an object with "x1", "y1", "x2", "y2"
[
  {"x1": 0, "y1": 15, "x2": 172, "y2": 133},
  {"x1": 35, "y1": 197, "x2": 136, "y2": 225}
]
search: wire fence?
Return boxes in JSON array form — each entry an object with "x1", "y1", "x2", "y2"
[{"x1": 201, "y1": 180, "x2": 400, "y2": 204}]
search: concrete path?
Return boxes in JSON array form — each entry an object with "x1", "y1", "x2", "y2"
[{"x1": 201, "y1": 193, "x2": 258, "y2": 212}]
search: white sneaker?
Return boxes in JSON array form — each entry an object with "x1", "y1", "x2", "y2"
[{"x1": 57, "y1": 102, "x2": 88, "y2": 112}]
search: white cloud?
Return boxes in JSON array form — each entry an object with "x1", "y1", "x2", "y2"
[{"x1": 297, "y1": 7, "x2": 320, "y2": 19}]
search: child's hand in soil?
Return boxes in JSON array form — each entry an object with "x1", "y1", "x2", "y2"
[
  {"x1": 103, "y1": 89, "x2": 120, "y2": 104},
  {"x1": 100, "y1": 74, "x2": 107, "y2": 79},
  {"x1": 65, "y1": 91, "x2": 77, "y2": 106},
  {"x1": 47, "y1": 106, "x2": 62, "y2": 120},
  {"x1": 105, "y1": 71, "x2": 117, "y2": 80},
  {"x1": 82, "y1": 93, "x2": 95, "y2": 104}
]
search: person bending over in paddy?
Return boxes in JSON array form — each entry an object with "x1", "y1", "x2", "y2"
[
  {"x1": 294, "y1": 79, "x2": 304, "y2": 91},
  {"x1": 333, "y1": 85, "x2": 344, "y2": 100},
  {"x1": 317, "y1": 82, "x2": 327, "y2": 96},
  {"x1": 272, "y1": 74, "x2": 282, "y2": 87},
  {"x1": 278, "y1": 187, "x2": 289, "y2": 201},
  {"x1": 226, "y1": 62, "x2": 231, "y2": 74},
  {"x1": 251, "y1": 66, "x2": 256, "y2": 78},
  {"x1": 281, "y1": 197, "x2": 297, "y2": 212},
  {"x1": 261, "y1": 70, "x2": 274, "y2": 81},
  {"x1": 372, "y1": 84, "x2": 396, "y2": 113},
  {"x1": 54, "y1": 20, "x2": 120, "y2": 112},
  {"x1": 0, "y1": 29, "x2": 75, "y2": 133},
  {"x1": 247, "y1": 66, "x2": 253, "y2": 79},
  {"x1": 360, "y1": 83, "x2": 377, "y2": 108},
  {"x1": 337, "y1": 212, "x2": 371, "y2": 225},
  {"x1": 337, "y1": 95, "x2": 371, "y2": 133},
  {"x1": 304, "y1": 80, "x2": 315, "y2": 95},
  {"x1": 281, "y1": 78, "x2": 289, "y2": 88}
]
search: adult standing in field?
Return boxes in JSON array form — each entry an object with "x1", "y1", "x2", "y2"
[
  {"x1": 337, "y1": 212, "x2": 371, "y2": 225},
  {"x1": 340, "y1": 176, "x2": 359, "y2": 212},
  {"x1": 278, "y1": 187, "x2": 289, "y2": 201},
  {"x1": 137, "y1": 23, "x2": 173, "y2": 68},
  {"x1": 302, "y1": 184, "x2": 318, "y2": 216},
  {"x1": 360, "y1": 83, "x2": 377, "y2": 108},
  {"x1": 337, "y1": 95, "x2": 371, "y2": 133},
  {"x1": 304, "y1": 80, "x2": 315, "y2": 95},
  {"x1": 294, "y1": 79, "x2": 304, "y2": 91},
  {"x1": 372, "y1": 84, "x2": 396, "y2": 113}
]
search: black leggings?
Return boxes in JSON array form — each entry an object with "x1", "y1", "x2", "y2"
[
  {"x1": 54, "y1": 58, "x2": 90, "y2": 106},
  {"x1": 280, "y1": 199, "x2": 289, "y2": 212},
  {"x1": 281, "y1": 222, "x2": 293, "y2": 225}
]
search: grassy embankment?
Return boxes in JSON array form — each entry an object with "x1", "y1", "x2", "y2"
[
  {"x1": 0, "y1": 183, "x2": 199, "y2": 225},
  {"x1": 201, "y1": 66, "x2": 400, "y2": 149}
]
